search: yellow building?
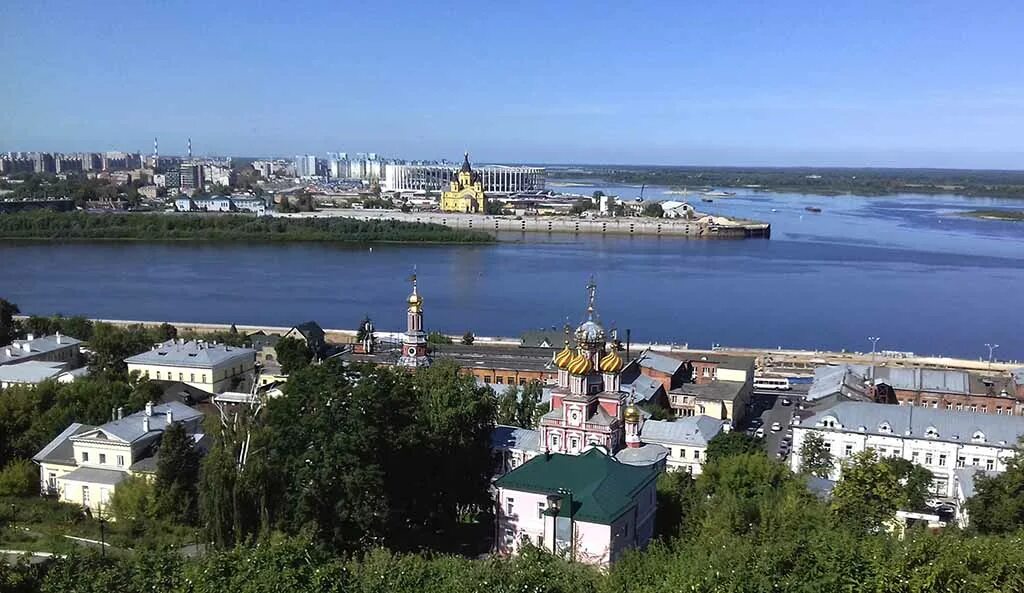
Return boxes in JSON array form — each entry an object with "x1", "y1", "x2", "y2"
[{"x1": 440, "y1": 153, "x2": 487, "y2": 213}]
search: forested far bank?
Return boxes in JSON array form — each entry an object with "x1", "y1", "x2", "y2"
[{"x1": 0, "y1": 211, "x2": 494, "y2": 243}]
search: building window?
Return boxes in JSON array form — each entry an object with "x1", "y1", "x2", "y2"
[
  {"x1": 551, "y1": 435, "x2": 560, "y2": 449},
  {"x1": 924, "y1": 453, "x2": 933, "y2": 466},
  {"x1": 972, "y1": 457, "x2": 980, "y2": 467},
  {"x1": 570, "y1": 437, "x2": 579, "y2": 451},
  {"x1": 145, "y1": 370, "x2": 150, "y2": 378},
  {"x1": 484, "y1": 376, "x2": 491, "y2": 384},
  {"x1": 179, "y1": 372, "x2": 184, "y2": 381},
  {"x1": 986, "y1": 459, "x2": 995, "y2": 471},
  {"x1": 495, "y1": 376, "x2": 503, "y2": 384},
  {"x1": 911, "y1": 451, "x2": 919, "y2": 463},
  {"x1": 537, "y1": 502, "x2": 546, "y2": 519},
  {"x1": 946, "y1": 403, "x2": 953, "y2": 410},
  {"x1": 82, "y1": 486, "x2": 90, "y2": 505},
  {"x1": 519, "y1": 379, "x2": 527, "y2": 386},
  {"x1": 957, "y1": 456, "x2": 965, "y2": 468},
  {"x1": 505, "y1": 497, "x2": 514, "y2": 516},
  {"x1": 503, "y1": 528, "x2": 514, "y2": 546},
  {"x1": 694, "y1": 450, "x2": 701, "y2": 460},
  {"x1": 202, "y1": 374, "x2": 207, "y2": 383},
  {"x1": 117, "y1": 455, "x2": 124, "y2": 467},
  {"x1": 82, "y1": 451, "x2": 89, "y2": 462},
  {"x1": 507, "y1": 376, "x2": 515, "y2": 385},
  {"x1": 844, "y1": 444, "x2": 853, "y2": 457},
  {"x1": 99, "y1": 453, "x2": 106, "y2": 464},
  {"x1": 878, "y1": 448, "x2": 886, "y2": 457},
  {"x1": 956, "y1": 403, "x2": 963, "y2": 411},
  {"x1": 190, "y1": 373, "x2": 195, "y2": 382},
  {"x1": 156, "y1": 371, "x2": 161, "y2": 380},
  {"x1": 938, "y1": 454, "x2": 946, "y2": 467}
]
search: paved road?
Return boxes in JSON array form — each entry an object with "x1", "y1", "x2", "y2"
[{"x1": 741, "y1": 387, "x2": 808, "y2": 462}]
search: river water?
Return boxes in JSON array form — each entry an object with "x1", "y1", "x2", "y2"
[{"x1": 1, "y1": 183, "x2": 1022, "y2": 360}]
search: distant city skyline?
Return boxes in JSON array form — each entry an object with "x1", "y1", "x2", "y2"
[{"x1": 3, "y1": 1, "x2": 1023, "y2": 169}]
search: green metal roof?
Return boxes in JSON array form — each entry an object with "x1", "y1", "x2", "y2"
[{"x1": 494, "y1": 448, "x2": 659, "y2": 524}]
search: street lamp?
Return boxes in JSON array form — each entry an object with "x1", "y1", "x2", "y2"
[
  {"x1": 985, "y1": 343, "x2": 999, "y2": 369},
  {"x1": 868, "y1": 337, "x2": 881, "y2": 379},
  {"x1": 99, "y1": 516, "x2": 107, "y2": 559},
  {"x1": 545, "y1": 489, "x2": 575, "y2": 562}
]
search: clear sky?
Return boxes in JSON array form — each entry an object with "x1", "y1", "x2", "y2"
[{"x1": 2, "y1": 1, "x2": 1023, "y2": 168}]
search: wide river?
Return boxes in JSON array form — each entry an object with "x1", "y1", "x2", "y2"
[{"x1": 2, "y1": 183, "x2": 1023, "y2": 360}]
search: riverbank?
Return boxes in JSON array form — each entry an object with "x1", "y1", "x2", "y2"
[
  {"x1": 961, "y1": 209, "x2": 1024, "y2": 222},
  {"x1": 0, "y1": 211, "x2": 494, "y2": 243},
  {"x1": 279, "y1": 209, "x2": 771, "y2": 239}
]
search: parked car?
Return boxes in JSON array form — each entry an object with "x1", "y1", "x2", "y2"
[
  {"x1": 750, "y1": 418, "x2": 764, "y2": 428},
  {"x1": 755, "y1": 427, "x2": 766, "y2": 438},
  {"x1": 771, "y1": 422, "x2": 782, "y2": 432},
  {"x1": 781, "y1": 398, "x2": 792, "y2": 406}
]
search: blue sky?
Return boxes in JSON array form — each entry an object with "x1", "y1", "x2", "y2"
[{"x1": 2, "y1": 1, "x2": 1023, "y2": 168}]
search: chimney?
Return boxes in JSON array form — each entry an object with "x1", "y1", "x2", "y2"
[
  {"x1": 142, "y1": 416, "x2": 150, "y2": 432},
  {"x1": 166, "y1": 409, "x2": 173, "y2": 424},
  {"x1": 117, "y1": 407, "x2": 124, "y2": 420},
  {"x1": 55, "y1": 331, "x2": 62, "y2": 344},
  {"x1": 4, "y1": 348, "x2": 9, "y2": 357},
  {"x1": 26, "y1": 333, "x2": 34, "y2": 341},
  {"x1": 145, "y1": 401, "x2": 154, "y2": 416},
  {"x1": 21, "y1": 343, "x2": 31, "y2": 353}
]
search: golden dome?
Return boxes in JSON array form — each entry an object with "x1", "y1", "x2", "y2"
[
  {"x1": 567, "y1": 349, "x2": 593, "y2": 375},
  {"x1": 554, "y1": 341, "x2": 574, "y2": 369},
  {"x1": 623, "y1": 403, "x2": 641, "y2": 424},
  {"x1": 599, "y1": 347, "x2": 623, "y2": 373},
  {"x1": 407, "y1": 292, "x2": 423, "y2": 307}
]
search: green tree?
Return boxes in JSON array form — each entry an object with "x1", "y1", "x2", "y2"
[
  {"x1": 274, "y1": 336, "x2": 312, "y2": 374},
  {"x1": 885, "y1": 456, "x2": 932, "y2": 511},
  {"x1": 515, "y1": 380, "x2": 543, "y2": 428},
  {"x1": 88, "y1": 322, "x2": 156, "y2": 378},
  {"x1": 23, "y1": 316, "x2": 52, "y2": 337},
  {"x1": 153, "y1": 422, "x2": 201, "y2": 524},
  {"x1": 798, "y1": 431, "x2": 834, "y2": 478},
  {"x1": 426, "y1": 331, "x2": 453, "y2": 345},
  {"x1": 654, "y1": 469, "x2": 699, "y2": 539},
  {"x1": 570, "y1": 198, "x2": 595, "y2": 215},
  {"x1": 495, "y1": 385, "x2": 519, "y2": 426},
  {"x1": 108, "y1": 474, "x2": 155, "y2": 525},
  {"x1": 830, "y1": 449, "x2": 904, "y2": 533},
  {"x1": 461, "y1": 331, "x2": 475, "y2": 345},
  {"x1": 967, "y1": 454, "x2": 1024, "y2": 534},
  {"x1": 642, "y1": 202, "x2": 664, "y2": 217},
  {"x1": 154, "y1": 322, "x2": 178, "y2": 341},
  {"x1": 705, "y1": 430, "x2": 764, "y2": 463},
  {"x1": 0, "y1": 298, "x2": 19, "y2": 345},
  {"x1": 0, "y1": 459, "x2": 38, "y2": 496}
]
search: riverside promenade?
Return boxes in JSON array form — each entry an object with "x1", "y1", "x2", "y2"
[{"x1": 276, "y1": 208, "x2": 772, "y2": 239}]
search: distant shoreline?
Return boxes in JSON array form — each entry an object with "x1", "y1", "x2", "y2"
[{"x1": 961, "y1": 209, "x2": 1024, "y2": 222}]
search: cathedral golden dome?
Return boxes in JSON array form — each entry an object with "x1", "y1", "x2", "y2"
[
  {"x1": 599, "y1": 346, "x2": 623, "y2": 373},
  {"x1": 623, "y1": 403, "x2": 641, "y2": 424},
  {"x1": 407, "y1": 291, "x2": 423, "y2": 307},
  {"x1": 566, "y1": 349, "x2": 593, "y2": 375},
  {"x1": 554, "y1": 341, "x2": 574, "y2": 369}
]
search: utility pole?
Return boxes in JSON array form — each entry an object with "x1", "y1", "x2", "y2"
[{"x1": 985, "y1": 343, "x2": 999, "y2": 369}]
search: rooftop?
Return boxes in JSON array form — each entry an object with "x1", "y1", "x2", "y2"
[
  {"x1": 621, "y1": 375, "x2": 664, "y2": 404},
  {"x1": 690, "y1": 353, "x2": 757, "y2": 371},
  {"x1": 491, "y1": 425, "x2": 541, "y2": 452},
  {"x1": 635, "y1": 351, "x2": 685, "y2": 376},
  {"x1": 73, "y1": 401, "x2": 203, "y2": 445},
  {"x1": 671, "y1": 380, "x2": 746, "y2": 401},
  {"x1": 800, "y1": 400, "x2": 1024, "y2": 447},
  {"x1": 873, "y1": 367, "x2": 971, "y2": 394},
  {"x1": 0, "y1": 333, "x2": 82, "y2": 365},
  {"x1": 615, "y1": 443, "x2": 669, "y2": 467},
  {"x1": 124, "y1": 339, "x2": 255, "y2": 369},
  {"x1": 954, "y1": 467, "x2": 1000, "y2": 499},
  {"x1": 494, "y1": 448, "x2": 659, "y2": 524},
  {"x1": 640, "y1": 416, "x2": 728, "y2": 447},
  {"x1": 0, "y1": 360, "x2": 67, "y2": 384},
  {"x1": 59, "y1": 466, "x2": 128, "y2": 487},
  {"x1": 32, "y1": 423, "x2": 94, "y2": 465},
  {"x1": 807, "y1": 364, "x2": 870, "y2": 402}
]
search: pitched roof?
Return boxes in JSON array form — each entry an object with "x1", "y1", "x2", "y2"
[
  {"x1": 1013, "y1": 368, "x2": 1024, "y2": 386},
  {"x1": 874, "y1": 367, "x2": 970, "y2": 394},
  {"x1": 0, "y1": 334, "x2": 81, "y2": 364},
  {"x1": 491, "y1": 425, "x2": 540, "y2": 452},
  {"x1": 520, "y1": 329, "x2": 574, "y2": 349},
  {"x1": 33, "y1": 423, "x2": 94, "y2": 465},
  {"x1": 954, "y1": 467, "x2": 1000, "y2": 499},
  {"x1": 808, "y1": 364, "x2": 869, "y2": 402},
  {"x1": 640, "y1": 416, "x2": 727, "y2": 447},
  {"x1": 124, "y1": 339, "x2": 255, "y2": 368},
  {"x1": 800, "y1": 401, "x2": 1024, "y2": 447},
  {"x1": 75, "y1": 401, "x2": 203, "y2": 445},
  {"x1": 495, "y1": 448, "x2": 659, "y2": 524},
  {"x1": 290, "y1": 321, "x2": 325, "y2": 343},
  {"x1": 636, "y1": 351, "x2": 685, "y2": 375},
  {"x1": 0, "y1": 360, "x2": 67, "y2": 384},
  {"x1": 615, "y1": 443, "x2": 669, "y2": 466},
  {"x1": 621, "y1": 375, "x2": 664, "y2": 404},
  {"x1": 246, "y1": 331, "x2": 281, "y2": 349}
]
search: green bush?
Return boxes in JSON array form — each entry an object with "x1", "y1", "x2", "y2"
[{"x1": 0, "y1": 460, "x2": 39, "y2": 497}]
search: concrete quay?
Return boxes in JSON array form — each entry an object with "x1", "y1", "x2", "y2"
[
  {"x1": 277, "y1": 208, "x2": 771, "y2": 239},
  {"x1": 74, "y1": 318, "x2": 1019, "y2": 374}
]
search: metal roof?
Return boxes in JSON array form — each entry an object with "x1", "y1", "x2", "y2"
[
  {"x1": 494, "y1": 448, "x2": 659, "y2": 524},
  {"x1": 800, "y1": 401, "x2": 1024, "y2": 446},
  {"x1": 0, "y1": 334, "x2": 81, "y2": 365},
  {"x1": 125, "y1": 339, "x2": 255, "y2": 369},
  {"x1": 954, "y1": 467, "x2": 999, "y2": 500},
  {"x1": 807, "y1": 364, "x2": 869, "y2": 402},
  {"x1": 874, "y1": 367, "x2": 970, "y2": 394},
  {"x1": 621, "y1": 376, "x2": 663, "y2": 404},
  {"x1": 75, "y1": 401, "x2": 203, "y2": 444},
  {"x1": 491, "y1": 425, "x2": 540, "y2": 452},
  {"x1": 671, "y1": 380, "x2": 745, "y2": 401},
  {"x1": 636, "y1": 351, "x2": 685, "y2": 375},
  {"x1": 0, "y1": 360, "x2": 66, "y2": 384},
  {"x1": 640, "y1": 416, "x2": 727, "y2": 447},
  {"x1": 615, "y1": 443, "x2": 669, "y2": 466},
  {"x1": 32, "y1": 423, "x2": 94, "y2": 465},
  {"x1": 59, "y1": 466, "x2": 128, "y2": 486}
]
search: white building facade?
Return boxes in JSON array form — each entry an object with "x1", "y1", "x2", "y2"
[
  {"x1": 125, "y1": 339, "x2": 256, "y2": 394},
  {"x1": 790, "y1": 401, "x2": 1024, "y2": 497},
  {"x1": 383, "y1": 164, "x2": 545, "y2": 194}
]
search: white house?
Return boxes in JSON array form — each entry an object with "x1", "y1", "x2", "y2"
[
  {"x1": 125, "y1": 339, "x2": 256, "y2": 394},
  {"x1": 790, "y1": 401, "x2": 1024, "y2": 498},
  {"x1": 638, "y1": 416, "x2": 728, "y2": 474},
  {"x1": 32, "y1": 401, "x2": 204, "y2": 515},
  {"x1": 493, "y1": 448, "x2": 659, "y2": 567}
]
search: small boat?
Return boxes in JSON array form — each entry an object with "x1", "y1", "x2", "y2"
[
  {"x1": 805, "y1": 206, "x2": 822, "y2": 213},
  {"x1": 771, "y1": 208, "x2": 778, "y2": 212},
  {"x1": 704, "y1": 190, "x2": 736, "y2": 197},
  {"x1": 702, "y1": 198, "x2": 714, "y2": 203}
]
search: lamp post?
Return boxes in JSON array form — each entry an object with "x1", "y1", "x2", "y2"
[
  {"x1": 867, "y1": 337, "x2": 880, "y2": 378},
  {"x1": 99, "y1": 516, "x2": 107, "y2": 559},
  {"x1": 546, "y1": 489, "x2": 574, "y2": 562},
  {"x1": 985, "y1": 343, "x2": 999, "y2": 369}
]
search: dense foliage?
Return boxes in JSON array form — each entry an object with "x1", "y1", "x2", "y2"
[
  {"x1": 494, "y1": 381, "x2": 544, "y2": 429},
  {"x1": 552, "y1": 166, "x2": 1024, "y2": 198},
  {"x1": 274, "y1": 336, "x2": 312, "y2": 374},
  {"x1": 967, "y1": 452, "x2": 1024, "y2": 534},
  {"x1": 0, "y1": 211, "x2": 494, "y2": 243},
  {"x1": 199, "y1": 360, "x2": 496, "y2": 554}
]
